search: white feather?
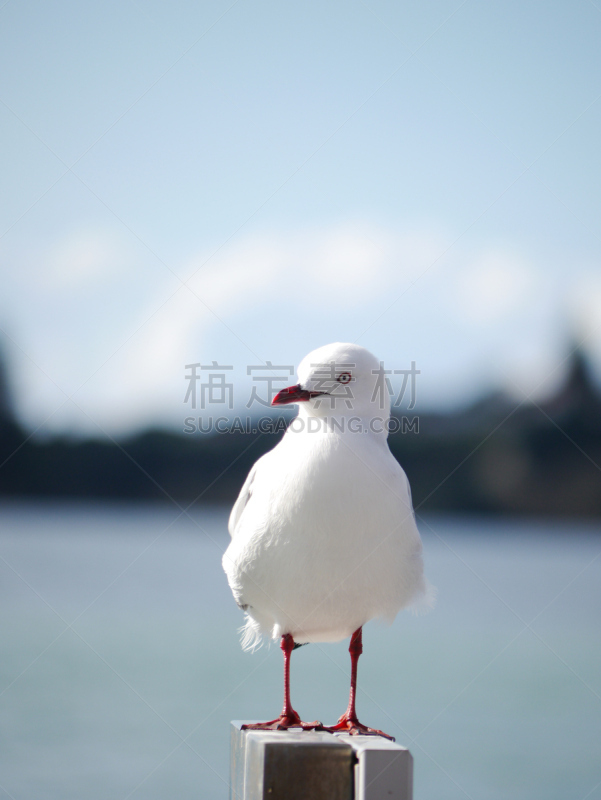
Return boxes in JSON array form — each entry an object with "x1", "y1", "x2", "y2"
[{"x1": 222, "y1": 342, "x2": 434, "y2": 648}]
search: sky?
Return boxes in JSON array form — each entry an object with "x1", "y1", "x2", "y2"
[{"x1": 1, "y1": 0, "x2": 600, "y2": 436}]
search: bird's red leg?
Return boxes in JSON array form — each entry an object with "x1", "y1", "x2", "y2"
[
  {"x1": 324, "y1": 627, "x2": 394, "y2": 740},
  {"x1": 242, "y1": 634, "x2": 323, "y2": 731}
]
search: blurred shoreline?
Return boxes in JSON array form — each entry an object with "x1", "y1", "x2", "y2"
[{"x1": 1, "y1": 348, "x2": 600, "y2": 519}]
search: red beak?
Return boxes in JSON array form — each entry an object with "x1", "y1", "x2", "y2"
[{"x1": 272, "y1": 384, "x2": 321, "y2": 406}]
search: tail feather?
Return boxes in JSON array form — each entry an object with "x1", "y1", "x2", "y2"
[{"x1": 239, "y1": 614, "x2": 264, "y2": 652}]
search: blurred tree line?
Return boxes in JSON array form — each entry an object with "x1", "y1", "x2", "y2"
[{"x1": 1, "y1": 348, "x2": 600, "y2": 517}]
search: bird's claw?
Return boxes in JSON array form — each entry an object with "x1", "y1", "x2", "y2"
[
  {"x1": 242, "y1": 713, "x2": 324, "y2": 732},
  {"x1": 323, "y1": 713, "x2": 395, "y2": 740}
]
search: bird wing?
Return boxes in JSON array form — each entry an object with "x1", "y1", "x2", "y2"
[{"x1": 227, "y1": 461, "x2": 259, "y2": 538}]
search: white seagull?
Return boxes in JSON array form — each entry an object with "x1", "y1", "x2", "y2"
[{"x1": 223, "y1": 342, "x2": 433, "y2": 738}]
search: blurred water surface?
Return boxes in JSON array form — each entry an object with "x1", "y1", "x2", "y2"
[{"x1": 1, "y1": 503, "x2": 600, "y2": 800}]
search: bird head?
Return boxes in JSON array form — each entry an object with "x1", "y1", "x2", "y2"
[{"x1": 272, "y1": 342, "x2": 391, "y2": 420}]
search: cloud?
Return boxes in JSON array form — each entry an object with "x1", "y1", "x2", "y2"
[
  {"x1": 47, "y1": 227, "x2": 125, "y2": 287},
  {"x1": 456, "y1": 250, "x2": 539, "y2": 324},
  {"x1": 182, "y1": 224, "x2": 394, "y2": 312},
  {"x1": 3, "y1": 222, "x2": 595, "y2": 434}
]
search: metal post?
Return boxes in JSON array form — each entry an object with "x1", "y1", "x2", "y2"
[
  {"x1": 230, "y1": 722, "x2": 413, "y2": 800},
  {"x1": 338, "y1": 734, "x2": 413, "y2": 800}
]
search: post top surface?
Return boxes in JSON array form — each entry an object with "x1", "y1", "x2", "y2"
[
  {"x1": 231, "y1": 722, "x2": 408, "y2": 752},
  {"x1": 336, "y1": 733, "x2": 408, "y2": 752}
]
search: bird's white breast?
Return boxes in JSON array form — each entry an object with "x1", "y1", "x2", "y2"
[{"x1": 223, "y1": 426, "x2": 428, "y2": 644}]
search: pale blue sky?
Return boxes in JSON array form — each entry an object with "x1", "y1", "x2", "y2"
[{"x1": 1, "y1": 0, "x2": 600, "y2": 434}]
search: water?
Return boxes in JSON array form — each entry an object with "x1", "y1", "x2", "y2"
[{"x1": 1, "y1": 503, "x2": 600, "y2": 800}]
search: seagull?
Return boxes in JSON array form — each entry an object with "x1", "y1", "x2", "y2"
[{"x1": 223, "y1": 343, "x2": 433, "y2": 739}]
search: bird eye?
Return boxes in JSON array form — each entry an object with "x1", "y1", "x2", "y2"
[{"x1": 337, "y1": 372, "x2": 352, "y2": 384}]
